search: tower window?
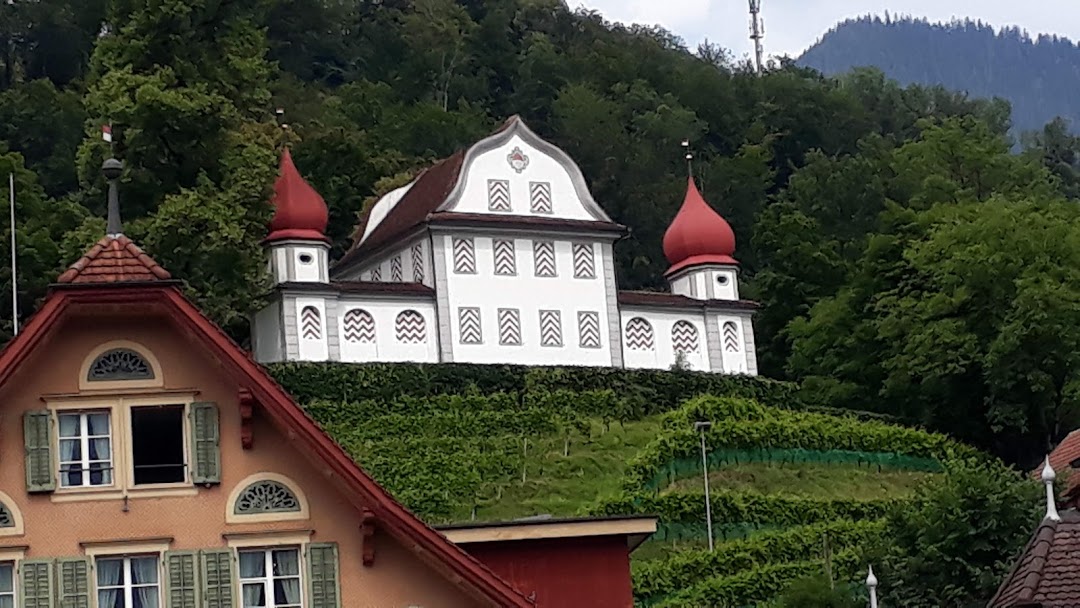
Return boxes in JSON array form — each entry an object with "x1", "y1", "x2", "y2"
[
  {"x1": 717, "y1": 275, "x2": 729, "y2": 286},
  {"x1": 298, "y1": 253, "x2": 314, "y2": 265},
  {"x1": 131, "y1": 405, "x2": 186, "y2": 485}
]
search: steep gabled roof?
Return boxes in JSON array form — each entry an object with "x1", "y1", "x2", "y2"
[
  {"x1": 1047, "y1": 430, "x2": 1080, "y2": 498},
  {"x1": 57, "y1": 235, "x2": 171, "y2": 284},
  {"x1": 337, "y1": 115, "x2": 618, "y2": 273},
  {"x1": 0, "y1": 282, "x2": 531, "y2": 607},
  {"x1": 989, "y1": 510, "x2": 1080, "y2": 608}
]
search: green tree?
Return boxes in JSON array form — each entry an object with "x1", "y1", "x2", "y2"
[
  {"x1": 874, "y1": 459, "x2": 1040, "y2": 608},
  {"x1": 76, "y1": 0, "x2": 281, "y2": 337}
]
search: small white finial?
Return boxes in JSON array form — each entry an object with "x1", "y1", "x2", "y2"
[
  {"x1": 1043, "y1": 456, "x2": 1057, "y2": 482},
  {"x1": 867, "y1": 564, "x2": 879, "y2": 608},
  {"x1": 1044, "y1": 455, "x2": 1062, "y2": 522}
]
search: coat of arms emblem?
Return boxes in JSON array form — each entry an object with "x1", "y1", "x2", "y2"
[{"x1": 507, "y1": 147, "x2": 530, "y2": 173}]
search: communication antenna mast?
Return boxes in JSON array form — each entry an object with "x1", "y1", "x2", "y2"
[{"x1": 748, "y1": 0, "x2": 765, "y2": 75}]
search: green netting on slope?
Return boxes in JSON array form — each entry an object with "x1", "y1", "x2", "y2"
[
  {"x1": 652, "y1": 521, "x2": 787, "y2": 544},
  {"x1": 644, "y1": 448, "x2": 943, "y2": 492}
]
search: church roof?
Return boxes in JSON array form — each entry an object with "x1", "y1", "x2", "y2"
[
  {"x1": 662, "y1": 177, "x2": 737, "y2": 276},
  {"x1": 56, "y1": 235, "x2": 171, "y2": 284},
  {"x1": 337, "y1": 116, "x2": 620, "y2": 272},
  {"x1": 989, "y1": 510, "x2": 1080, "y2": 607},
  {"x1": 266, "y1": 148, "x2": 329, "y2": 243}
]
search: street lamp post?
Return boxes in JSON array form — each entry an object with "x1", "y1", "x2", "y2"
[{"x1": 694, "y1": 420, "x2": 714, "y2": 551}]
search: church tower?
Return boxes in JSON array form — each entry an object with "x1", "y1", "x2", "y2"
[
  {"x1": 661, "y1": 177, "x2": 740, "y2": 300},
  {"x1": 265, "y1": 149, "x2": 330, "y2": 284}
]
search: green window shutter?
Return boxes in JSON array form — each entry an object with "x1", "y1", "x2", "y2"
[
  {"x1": 199, "y1": 550, "x2": 233, "y2": 608},
  {"x1": 165, "y1": 551, "x2": 200, "y2": 608},
  {"x1": 19, "y1": 559, "x2": 53, "y2": 608},
  {"x1": 306, "y1": 543, "x2": 341, "y2": 608},
  {"x1": 189, "y1": 402, "x2": 221, "y2": 485},
  {"x1": 23, "y1": 410, "x2": 54, "y2": 493},
  {"x1": 54, "y1": 558, "x2": 90, "y2": 608}
]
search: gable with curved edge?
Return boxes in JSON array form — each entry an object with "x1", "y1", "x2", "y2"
[{"x1": 438, "y1": 116, "x2": 612, "y2": 223}]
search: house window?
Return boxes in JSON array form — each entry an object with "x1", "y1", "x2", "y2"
[
  {"x1": 96, "y1": 555, "x2": 160, "y2": 608},
  {"x1": 0, "y1": 562, "x2": 13, "y2": 608},
  {"x1": 88, "y1": 349, "x2": 154, "y2": 382},
  {"x1": 131, "y1": 405, "x2": 186, "y2": 485},
  {"x1": 239, "y1": 548, "x2": 302, "y2": 608},
  {"x1": 59, "y1": 411, "x2": 112, "y2": 488}
]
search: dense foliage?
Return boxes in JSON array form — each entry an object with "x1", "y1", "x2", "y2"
[{"x1": 799, "y1": 15, "x2": 1080, "y2": 135}]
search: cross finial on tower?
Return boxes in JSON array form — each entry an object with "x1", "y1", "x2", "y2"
[
  {"x1": 102, "y1": 158, "x2": 124, "y2": 237},
  {"x1": 682, "y1": 139, "x2": 694, "y2": 180}
]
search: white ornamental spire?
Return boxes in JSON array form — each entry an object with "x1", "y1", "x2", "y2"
[
  {"x1": 1043, "y1": 456, "x2": 1061, "y2": 522},
  {"x1": 866, "y1": 564, "x2": 879, "y2": 608}
]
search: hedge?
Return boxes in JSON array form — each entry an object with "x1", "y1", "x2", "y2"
[
  {"x1": 589, "y1": 490, "x2": 897, "y2": 527},
  {"x1": 651, "y1": 550, "x2": 862, "y2": 608},
  {"x1": 632, "y1": 519, "x2": 885, "y2": 602},
  {"x1": 268, "y1": 361, "x2": 802, "y2": 418},
  {"x1": 623, "y1": 396, "x2": 979, "y2": 491}
]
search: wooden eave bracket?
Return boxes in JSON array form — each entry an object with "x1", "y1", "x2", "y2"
[
  {"x1": 361, "y1": 508, "x2": 377, "y2": 567},
  {"x1": 239, "y1": 388, "x2": 256, "y2": 450}
]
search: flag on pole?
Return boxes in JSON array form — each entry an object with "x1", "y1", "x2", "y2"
[{"x1": 102, "y1": 124, "x2": 112, "y2": 143}]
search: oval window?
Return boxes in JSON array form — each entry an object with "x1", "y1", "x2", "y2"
[{"x1": 298, "y1": 253, "x2": 314, "y2": 265}]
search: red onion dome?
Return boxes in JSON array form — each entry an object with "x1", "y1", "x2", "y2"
[
  {"x1": 662, "y1": 177, "x2": 737, "y2": 275},
  {"x1": 266, "y1": 148, "x2": 329, "y2": 243}
]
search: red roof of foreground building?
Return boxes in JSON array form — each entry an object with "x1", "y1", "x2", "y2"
[
  {"x1": 662, "y1": 177, "x2": 737, "y2": 276},
  {"x1": 56, "y1": 235, "x2": 171, "y2": 284},
  {"x1": 989, "y1": 510, "x2": 1080, "y2": 607},
  {"x1": 266, "y1": 148, "x2": 329, "y2": 243}
]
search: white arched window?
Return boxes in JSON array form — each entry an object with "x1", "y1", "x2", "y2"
[
  {"x1": 625, "y1": 318, "x2": 655, "y2": 351},
  {"x1": 395, "y1": 310, "x2": 427, "y2": 343},
  {"x1": 672, "y1": 321, "x2": 700, "y2": 354}
]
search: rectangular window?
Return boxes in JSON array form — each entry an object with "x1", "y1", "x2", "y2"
[
  {"x1": 96, "y1": 555, "x2": 160, "y2": 608},
  {"x1": 131, "y1": 405, "x2": 186, "y2": 485},
  {"x1": 533, "y1": 241, "x2": 556, "y2": 277},
  {"x1": 0, "y1": 562, "x2": 13, "y2": 608},
  {"x1": 59, "y1": 411, "x2": 112, "y2": 488},
  {"x1": 239, "y1": 548, "x2": 302, "y2": 608}
]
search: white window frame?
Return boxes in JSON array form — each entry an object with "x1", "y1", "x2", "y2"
[
  {"x1": 58, "y1": 410, "x2": 113, "y2": 489},
  {"x1": 94, "y1": 554, "x2": 162, "y2": 608},
  {"x1": 0, "y1": 560, "x2": 15, "y2": 608},
  {"x1": 237, "y1": 547, "x2": 304, "y2": 608}
]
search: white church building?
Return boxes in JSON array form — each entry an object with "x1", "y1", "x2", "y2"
[{"x1": 251, "y1": 116, "x2": 759, "y2": 374}]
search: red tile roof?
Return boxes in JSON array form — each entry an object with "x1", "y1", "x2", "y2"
[
  {"x1": 989, "y1": 510, "x2": 1080, "y2": 608},
  {"x1": 56, "y1": 235, "x2": 171, "y2": 284},
  {"x1": 1049, "y1": 430, "x2": 1080, "y2": 494}
]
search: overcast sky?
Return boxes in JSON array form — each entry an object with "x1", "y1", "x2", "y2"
[{"x1": 573, "y1": 0, "x2": 1080, "y2": 62}]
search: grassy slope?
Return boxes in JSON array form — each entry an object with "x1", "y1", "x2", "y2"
[{"x1": 664, "y1": 462, "x2": 931, "y2": 501}]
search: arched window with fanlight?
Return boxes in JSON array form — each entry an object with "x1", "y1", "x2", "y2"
[{"x1": 87, "y1": 348, "x2": 154, "y2": 382}]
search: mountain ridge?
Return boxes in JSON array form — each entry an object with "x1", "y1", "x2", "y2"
[{"x1": 797, "y1": 15, "x2": 1080, "y2": 135}]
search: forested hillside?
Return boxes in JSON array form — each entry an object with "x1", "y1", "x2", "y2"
[
  {"x1": 799, "y1": 15, "x2": 1080, "y2": 135},
  {"x1": 3, "y1": 0, "x2": 1080, "y2": 466}
]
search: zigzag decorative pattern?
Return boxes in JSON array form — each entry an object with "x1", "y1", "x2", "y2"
[
  {"x1": 723, "y1": 321, "x2": 741, "y2": 352},
  {"x1": 395, "y1": 310, "x2": 426, "y2": 343},
  {"x1": 578, "y1": 311, "x2": 601, "y2": 348},
  {"x1": 300, "y1": 306, "x2": 322, "y2": 340},
  {"x1": 539, "y1": 310, "x2": 562, "y2": 347},
  {"x1": 533, "y1": 241, "x2": 556, "y2": 277},
  {"x1": 487, "y1": 179, "x2": 511, "y2": 212},
  {"x1": 390, "y1": 255, "x2": 403, "y2": 282},
  {"x1": 530, "y1": 182, "x2": 552, "y2": 214},
  {"x1": 453, "y1": 237, "x2": 476, "y2": 274},
  {"x1": 458, "y1": 307, "x2": 482, "y2": 344},
  {"x1": 498, "y1": 309, "x2": 521, "y2": 345},
  {"x1": 411, "y1": 244, "x2": 424, "y2": 282},
  {"x1": 343, "y1": 309, "x2": 375, "y2": 343},
  {"x1": 672, "y1": 320, "x2": 699, "y2": 354},
  {"x1": 369, "y1": 266, "x2": 381, "y2": 282},
  {"x1": 624, "y1": 317, "x2": 655, "y2": 351},
  {"x1": 493, "y1": 240, "x2": 516, "y2": 275},
  {"x1": 573, "y1": 243, "x2": 596, "y2": 279}
]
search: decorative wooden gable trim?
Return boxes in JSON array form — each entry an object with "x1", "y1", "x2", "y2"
[
  {"x1": 360, "y1": 508, "x2": 377, "y2": 567},
  {"x1": 238, "y1": 388, "x2": 256, "y2": 450}
]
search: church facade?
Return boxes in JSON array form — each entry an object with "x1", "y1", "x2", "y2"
[{"x1": 252, "y1": 116, "x2": 759, "y2": 375}]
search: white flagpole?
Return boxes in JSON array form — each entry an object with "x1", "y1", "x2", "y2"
[{"x1": 9, "y1": 172, "x2": 17, "y2": 336}]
